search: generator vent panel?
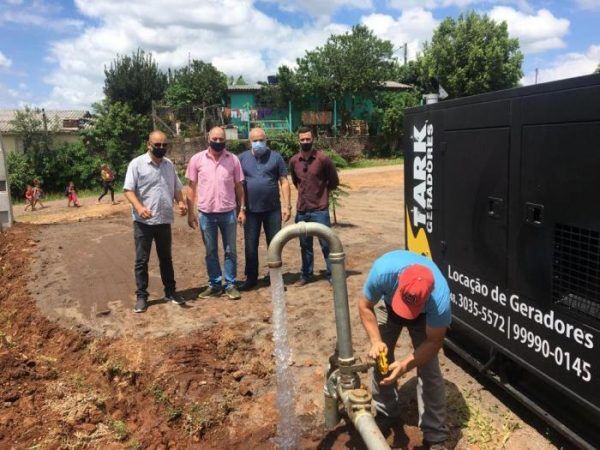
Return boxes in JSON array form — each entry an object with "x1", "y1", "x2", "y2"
[{"x1": 553, "y1": 223, "x2": 600, "y2": 321}]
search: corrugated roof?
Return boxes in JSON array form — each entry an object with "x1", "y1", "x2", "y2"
[
  {"x1": 227, "y1": 84, "x2": 263, "y2": 92},
  {"x1": 382, "y1": 81, "x2": 412, "y2": 90},
  {"x1": 0, "y1": 109, "x2": 90, "y2": 133}
]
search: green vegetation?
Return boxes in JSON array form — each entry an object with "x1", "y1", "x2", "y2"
[
  {"x1": 166, "y1": 60, "x2": 228, "y2": 109},
  {"x1": 109, "y1": 419, "x2": 129, "y2": 442},
  {"x1": 347, "y1": 158, "x2": 403, "y2": 169}
]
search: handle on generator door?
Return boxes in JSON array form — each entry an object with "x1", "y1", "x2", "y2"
[{"x1": 525, "y1": 202, "x2": 544, "y2": 226}]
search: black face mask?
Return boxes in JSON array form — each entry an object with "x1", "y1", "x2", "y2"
[
  {"x1": 151, "y1": 145, "x2": 167, "y2": 158},
  {"x1": 210, "y1": 141, "x2": 226, "y2": 152},
  {"x1": 300, "y1": 142, "x2": 313, "y2": 152}
]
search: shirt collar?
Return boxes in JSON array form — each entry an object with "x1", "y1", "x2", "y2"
[{"x1": 299, "y1": 149, "x2": 316, "y2": 161}]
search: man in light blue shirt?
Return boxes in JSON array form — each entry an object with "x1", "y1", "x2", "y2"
[
  {"x1": 359, "y1": 250, "x2": 451, "y2": 448},
  {"x1": 123, "y1": 130, "x2": 187, "y2": 313}
]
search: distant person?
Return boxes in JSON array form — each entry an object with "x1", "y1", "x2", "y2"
[
  {"x1": 24, "y1": 185, "x2": 34, "y2": 211},
  {"x1": 185, "y1": 126, "x2": 245, "y2": 300},
  {"x1": 32, "y1": 179, "x2": 44, "y2": 209},
  {"x1": 288, "y1": 126, "x2": 339, "y2": 286},
  {"x1": 123, "y1": 130, "x2": 188, "y2": 313},
  {"x1": 238, "y1": 127, "x2": 291, "y2": 291},
  {"x1": 97, "y1": 163, "x2": 116, "y2": 204},
  {"x1": 359, "y1": 250, "x2": 451, "y2": 450},
  {"x1": 66, "y1": 181, "x2": 81, "y2": 207}
]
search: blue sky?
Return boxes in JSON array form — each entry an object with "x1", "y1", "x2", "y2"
[{"x1": 0, "y1": 0, "x2": 598, "y2": 109}]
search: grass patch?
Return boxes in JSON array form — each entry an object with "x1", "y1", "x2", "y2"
[
  {"x1": 109, "y1": 419, "x2": 129, "y2": 442},
  {"x1": 346, "y1": 157, "x2": 403, "y2": 169}
]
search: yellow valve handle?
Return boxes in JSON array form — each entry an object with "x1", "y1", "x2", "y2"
[{"x1": 377, "y1": 351, "x2": 389, "y2": 375}]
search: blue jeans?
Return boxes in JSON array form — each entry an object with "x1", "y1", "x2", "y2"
[
  {"x1": 244, "y1": 209, "x2": 281, "y2": 281},
  {"x1": 296, "y1": 209, "x2": 332, "y2": 281},
  {"x1": 199, "y1": 210, "x2": 237, "y2": 289}
]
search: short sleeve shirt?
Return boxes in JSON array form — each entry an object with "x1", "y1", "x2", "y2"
[
  {"x1": 123, "y1": 152, "x2": 183, "y2": 225},
  {"x1": 239, "y1": 149, "x2": 288, "y2": 213},
  {"x1": 363, "y1": 250, "x2": 452, "y2": 328},
  {"x1": 185, "y1": 149, "x2": 244, "y2": 213}
]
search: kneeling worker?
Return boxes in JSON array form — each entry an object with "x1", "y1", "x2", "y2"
[{"x1": 359, "y1": 250, "x2": 451, "y2": 449}]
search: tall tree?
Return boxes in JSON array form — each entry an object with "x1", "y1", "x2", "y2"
[
  {"x1": 595, "y1": 63, "x2": 600, "y2": 74},
  {"x1": 104, "y1": 49, "x2": 167, "y2": 115},
  {"x1": 295, "y1": 25, "x2": 395, "y2": 124},
  {"x1": 9, "y1": 106, "x2": 55, "y2": 174},
  {"x1": 165, "y1": 60, "x2": 227, "y2": 108},
  {"x1": 234, "y1": 75, "x2": 247, "y2": 86},
  {"x1": 418, "y1": 11, "x2": 523, "y2": 97},
  {"x1": 81, "y1": 101, "x2": 150, "y2": 178}
]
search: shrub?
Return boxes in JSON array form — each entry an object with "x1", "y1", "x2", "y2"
[
  {"x1": 7, "y1": 152, "x2": 37, "y2": 199},
  {"x1": 330, "y1": 137, "x2": 364, "y2": 163},
  {"x1": 226, "y1": 139, "x2": 248, "y2": 155},
  {"x1": 268, "y1": 132, "x2": 299, "y2": 161}
]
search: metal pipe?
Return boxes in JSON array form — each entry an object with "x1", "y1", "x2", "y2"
[
  {"x1": 353, "y1": 413, "x2": 391, "y2": 450},
  {"x1": 267, "y1": 222, "x2": 354, "y2": 361}
]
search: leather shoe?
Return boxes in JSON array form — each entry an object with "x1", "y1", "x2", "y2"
[
  {"x1": 238, "y1": 279, "x2": 257, "y2": 291},
  {"x1": 295, "y1": 278, "x2": 310, "y2": 287}
]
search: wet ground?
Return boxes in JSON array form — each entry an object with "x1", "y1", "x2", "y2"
[{"x1": 0, "y1": 165, "x2": 557, "y2": 449}]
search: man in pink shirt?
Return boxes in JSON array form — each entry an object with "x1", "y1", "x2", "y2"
[{"x1": 186, "y1": 127, "x2": 246, "y2": 300}]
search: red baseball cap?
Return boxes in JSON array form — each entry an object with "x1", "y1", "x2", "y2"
[{"x1": 391, "y1": 264, "x2": 434, "y2": 319}]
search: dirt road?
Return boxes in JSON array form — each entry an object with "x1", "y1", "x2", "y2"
[{"x1": 0, "y1": 165, "x2": 556, "y2": 448}]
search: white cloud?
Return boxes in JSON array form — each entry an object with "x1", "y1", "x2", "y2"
[
  {"x1": 0, "y1": 51, "x2": 12, "y2": 68},
  {"x1": 0, "y1": 81, "x2": 32, "y2": 108},
  {"x1": 576, "y1": 0, "x2": 600, "y2": 10},
  {"x1": 522, "y1": 45, "x2": 600, "y2": 85},
  {"x1": 0, "y1": 0, "x2": 83, "y2": 32},
  {"x1": 260, "y1": 0, "x2": 373, "y2": 17},
  {"x1": 388, "y1": 0, "x2": 532, "y2": 11},
  {"x1": 489, "y1": 7, "x2": 569, "y2": 53},
  {"x1": 43, "y1": 0, "x2": 350, "y2": 108},
  {"x1": 361, "y1": 8, "x2": 438, "y2": 61}
]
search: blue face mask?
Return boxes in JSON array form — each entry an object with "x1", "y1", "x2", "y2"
[
  {"x1": 210, "y1": 141, "x2": 226, "y2": 152},
  {"x1": 251, "y1": 140, "x2": 267, "y2": 156}
]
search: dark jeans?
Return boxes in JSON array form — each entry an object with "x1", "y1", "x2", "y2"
[
  {"x1": 296, "y1": 209, "x2": 332, "y2": 281},
  {"x1": 244, "y1": 209, "x2": 281, "y2": 281},
  {"x1": 98, "y1": 181, "x2": 114, "y2": 202},
  {"x1": 133, "y1": 221, "x2": 175, "y2": 299}
]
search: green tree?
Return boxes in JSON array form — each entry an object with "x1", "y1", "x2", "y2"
[
  {"x1": 9, "y1": 106, "x2": 55, "y2": 173},
  {"x1": 6, "y1": 151, "x2": 35, "y2": 199},
  {"x1": 595, "y1": 63, "x2": 600, "y2": 74},
  {"x1": 165, "y1": 60, "x2": 227, "y2": 108},
  {"x1": 418, "y1": 11, "x2": 523, "y2": 97},
  {"x1": 373, "y1": 91, "x2": 420, "y2": 153},
  {"x1": 234, "y1": 75, "x2": 247, "y2": 86},
  {"x1": 81, "y1": 101, "x2": 150, "y2": 178},
  {"x1": 295, "y1": 25, "x2": 395, "y2": 125},
  {"x1": 104, "y1": 49, "x2": 167, "y2": 115}
]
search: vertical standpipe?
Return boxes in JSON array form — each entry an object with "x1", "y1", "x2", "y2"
[
  {"x1": 267, "y1": 221, "x2": 354, "y2": 360},
  {"x1": 0, "y1": 137, "x2": 14, "y2": 229}
]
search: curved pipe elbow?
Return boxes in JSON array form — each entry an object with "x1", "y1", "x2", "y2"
[{"x1": 267, "y1": 222, "x2": 344, "y2": 268}]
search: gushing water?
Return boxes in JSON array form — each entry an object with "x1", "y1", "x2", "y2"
[{"x1": 269, "y1": 267, "x2": 301, "y2": 449}]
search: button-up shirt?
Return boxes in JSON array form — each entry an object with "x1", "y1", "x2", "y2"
[
  {"x1": 289, "y1": 149, "x2": 339, "y2": 212},
  {"x1": 123, "y1": 152, "x2": 183, "y2": 225},
  {"x1": 185, "y1": 149, "x2": 244, "y2": 213}
]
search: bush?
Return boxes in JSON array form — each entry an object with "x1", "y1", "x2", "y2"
[
  {"x1": 323, "y1": 149, "x2": 348, "y2": 169},
  {"x1": 268, "y1": 132, "x2": 299, "y2": 161},
  {"x1": 7, "y1": 152, "x2": 36, "y2": 199},
  {"x1": 40, "y1": 141, "x2": 103, "y2": 193},
  {"x1": 226, "y1": 139, "x2": 249, "y2": 155},
  {"x1": 330, "y1": 137, "x2": 364, "y2": 163}
]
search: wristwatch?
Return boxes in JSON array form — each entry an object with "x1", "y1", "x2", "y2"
[
  {"x1": 241, "y1": 206, "x2": 247, "y2": 211},
  {"x1": 285, "y1": 204, "x2": 292, "y2": 210}
]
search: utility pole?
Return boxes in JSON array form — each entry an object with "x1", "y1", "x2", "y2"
[
  {"x1": 404, "y1": 43, "x2": 408, "y2": 65},
  {"x1": 535, "y1": 68, "x2": 539, "y2": 85}
]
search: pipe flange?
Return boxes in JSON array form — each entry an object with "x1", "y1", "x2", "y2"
[{"x1": 347, "y1": 388, "x2": 372, "y2": 405}]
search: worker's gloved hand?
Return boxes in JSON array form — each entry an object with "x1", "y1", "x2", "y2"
[
  {"x1": 368, "y1": 341, "x2": 387, "y2": 360},
  {"x1": 380, "y1": 361, "x2": 405, "y2": 386}
]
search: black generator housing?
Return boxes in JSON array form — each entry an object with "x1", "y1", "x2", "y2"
[{"x1": 403, "y1": 74, "x2": 600, "y2": 448}]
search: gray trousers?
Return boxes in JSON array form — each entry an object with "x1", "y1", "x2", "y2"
[{"x1": 371, "y1": 302, "x2": 448, "y2": 443}]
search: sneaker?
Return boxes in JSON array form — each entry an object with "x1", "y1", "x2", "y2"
[
  {"x1": 198, "y1": 286, "x2": 222, "y2": 299},
  {"x1": 164, "y1": 293, "x2": 186, "y2": 305},
  {"x1": 238, "y1": 279, "x2": 257, "y2": 291},
  {"x1": 134, "y1": 297, "x2": 148, "y2": 313},
  {"x1": 224, "y1": 286, "x2": 241, "y2": 300}
]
